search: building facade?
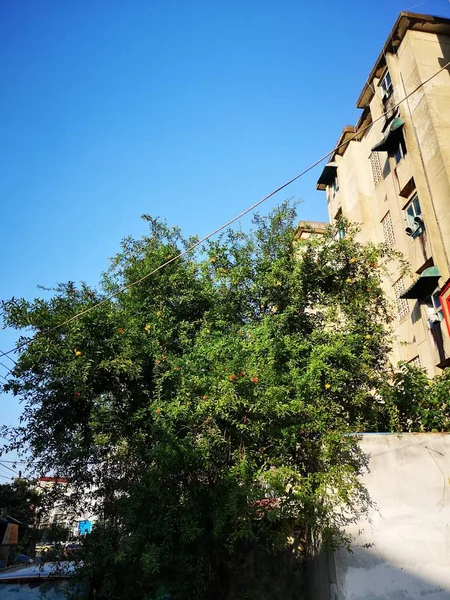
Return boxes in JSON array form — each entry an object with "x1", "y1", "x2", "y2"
[
  {"x1": 294, "y1": 221, "x2": 328, "y2": 241},
  {"x1": 36, "y1": 476, "x2": 96, "y2": 539},
  {"x1": 316, "y1": 12, "x2": 450, "y2": 375}
]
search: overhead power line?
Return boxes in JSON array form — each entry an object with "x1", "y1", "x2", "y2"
[
  {"x1": 0, "y1": 360, "x2": 13, "y2": 375},
  {"x1": 0, "y1": 60, "x2": 449, "y2": 362},
  {"x1": 3, "y1": 355, "x2": 17, "y2": 366},
  {"x1": 0, "y1": 465, "x2": 13, "y2": 477},
  {"x1": 0, "y1": 357, "x2": 13, "y2": 385},
  {"x1": 0, "y1": 461, "x2": 19, "y2": 476}
]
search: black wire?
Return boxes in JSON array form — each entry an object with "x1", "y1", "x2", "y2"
[
  {"x1": 0, "y1": 360, "x2": 13, "y2": 375},
  {"x1": 0, "y1": 60, "x2": 448, "y2": 362},
  {"x1": 0, "y1": 461, "x2": 19, "y2": 475}
]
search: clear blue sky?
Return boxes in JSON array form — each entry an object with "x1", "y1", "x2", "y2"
[{"x1": 1, "y1": 0, "x2": 450, "y2": 471}]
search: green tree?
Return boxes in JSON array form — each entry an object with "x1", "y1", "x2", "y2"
[
  {"x1": 1, "y1": 203, "x2": 409, "y2": 599},
  {"x1": 384, "y1": 361, "x2": 450, "y2": 432},
  {"x1": 0, "y1": 478, "x2": 41, "y2": 558},
  {"x1": 0, "y1": 478, "x2": 39, "y2": 527}
]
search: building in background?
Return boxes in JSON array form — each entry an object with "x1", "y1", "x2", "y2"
[
  {"x1": 294, "y1": 221, "x2": 328, "y2": 241},
  {"x1": 36, "y1": 476, "x2": 96, "y2": 539},
  {"x1": 316, "y1": 12, "x2": 450, "y2": 375}
]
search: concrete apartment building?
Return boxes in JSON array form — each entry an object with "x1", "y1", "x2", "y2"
[
  {"x1": 36, "y1": 476, "x2": 96, "y2": 538},
  {"x1": 316, "y1": 12, "x2": 450, "y2": 375}
]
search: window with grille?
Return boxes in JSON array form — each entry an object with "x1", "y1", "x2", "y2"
[
  {"x1": 381, "y1": 212, "x2": 395, "y2": 247},
  {"x1": 408, "y1": 355, "x2": 421, "y2": 368},
  {"x1": 370, "y1": 152, "x2": 383, "y2": 187},
  {"x1": 393, "y1": 278, "x2": 409, "y2": 320}
]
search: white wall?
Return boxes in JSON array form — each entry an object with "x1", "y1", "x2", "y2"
[{"x1": 332, "y1": 433, "x2": 450, "y2": 600}]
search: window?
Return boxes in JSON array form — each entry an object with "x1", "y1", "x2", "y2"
[
  {"x1": 431, "y1": 293, "x2": 443, "y2": 317},
  {"x1": 404, "y1": 194, "x2": 424, "y2": 239},
  {"x1": 380, "y1": 69, "x2": 393, "y2": 100},
  {"x1": 335, "y1": 209, "x2": 345, "y2": 240},
  {"x1": 330, "y1": 176, "x2": 339, "y2": 197},
  {"x1": 326, "y1": 176, "x2": 339, "y2": 201},
  {"x1": 390, "y1": 133, "x2": 407, "y2": 165},
  {"x1": 381, "y1": 212, "x2": 395, "y2": 247},
  {"x1": 393, "y1": 278, "x2": 409, "y2": 320},
  {"x1": 370, "y1": 152, "x2": 383, "y2": 186},
  {"x1": 408, "y1": 355, "x2": 421, "y2": 368},
  {"x1": 424, "y1": 292, "x2": 444, "y2": 326},
  {"x1": 405, "y1": 194, "x2": 422, "y2": 226}
]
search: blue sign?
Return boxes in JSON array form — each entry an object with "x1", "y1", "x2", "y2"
[{"x1": 78, "y1": 520, "x2": 91, "y2": 535}]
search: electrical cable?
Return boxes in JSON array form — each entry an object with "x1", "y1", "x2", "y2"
[
  {"x1": 0, "y1": 460, "x2": 35, "y2": 464},
  {"x1": 0, "y1": 360, "x2": 13, "y2": 375},
  {"x1": 3, "y1": 355, "x2": 17, "y2": 366},
  {"x1": 0, "y1": 60, "x2": 449, "y2": 362},
  {"x1": 0, "y1": 465, "x2": 14, "y2": 479},
  {"x1": 0, "y1": 462, "x2": 19, "y2": 475}
]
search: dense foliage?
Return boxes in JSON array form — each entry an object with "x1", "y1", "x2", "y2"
[
  {"x1": 1, "y1": 202, "x2": 448, "y2": 599},
  {"x1": 0, "y1": 478, "x2": 39, "y2": 527},
  {"x1": 385, "y1": 362, "x2": 450, "y2": 432},
  {"x1": 0, "y1": 478, "x2": 41, "y2": 559}
]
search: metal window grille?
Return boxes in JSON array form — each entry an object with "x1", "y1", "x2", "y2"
[
  {"x1": 408, "y1": 355, "x2": 421, "y2": 368},
  {"x1": 370, "y1": 152, "x2": 383, "y2": 187},
  {"x1": 393, "y1": 278, "x2": 409, "y2": 320},
  {"x1": 381, "y1": 211, "x2": 395, "y2": 247}
]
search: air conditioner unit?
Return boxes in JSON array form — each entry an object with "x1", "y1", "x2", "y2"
[
  {"x1": 405, "y1": 217, "x2": 424, "y2": 237},
  {"x1": 428, "y1": 312, "x2": 440, "y2": 324},
  {"x1": 427, "y1": 309, "x2": 440, "y2": 329}
]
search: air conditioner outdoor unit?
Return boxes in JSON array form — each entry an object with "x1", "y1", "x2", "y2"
[{"x1": 405, "y1": 217, "x2": 424, "y2": 237}]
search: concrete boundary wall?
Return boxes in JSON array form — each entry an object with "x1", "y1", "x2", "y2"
[{"x1": 309, "y1": 433, "x2": 450, "y2": 600}]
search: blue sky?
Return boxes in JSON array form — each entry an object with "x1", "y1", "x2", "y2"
[{"x1": 1, "y1": 0, "x2": 450, "y2": 471}]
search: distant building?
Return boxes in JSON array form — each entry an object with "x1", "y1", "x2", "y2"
[
  {"x1": 36, "y1": 476, "x2": 96, "y2": 539},
  {"x1": 294, "y1": 221, "x2": 328, "y2": 241},
  {"x1": 316, "y1": 12, "x2": 450, "y2": 375}
]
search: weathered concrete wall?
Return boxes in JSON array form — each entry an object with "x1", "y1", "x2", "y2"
[{"x1": 310, "y1": 433, "x2": 450, "y2": 600}]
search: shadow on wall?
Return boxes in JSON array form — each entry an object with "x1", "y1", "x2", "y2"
[
  {"x1": 438, "y1": 48, "x2": 450, "y2": 75},
  {"x1": 309, "y1": 433, "x2": 450, "y2": 600},
  {"x1": 309, "y1": 546, "x2": 450, "y2": 600},
  {"x1": 411, "y1": 300, "x2": 421, "y2": 324}
]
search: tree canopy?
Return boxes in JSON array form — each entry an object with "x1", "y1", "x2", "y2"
[
  {"x1": 1, "y1": 202, "x2": 449, "y2": 599},
  {"x1": 0, "y1": 478, "x2": 39, "y2": 527}
]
